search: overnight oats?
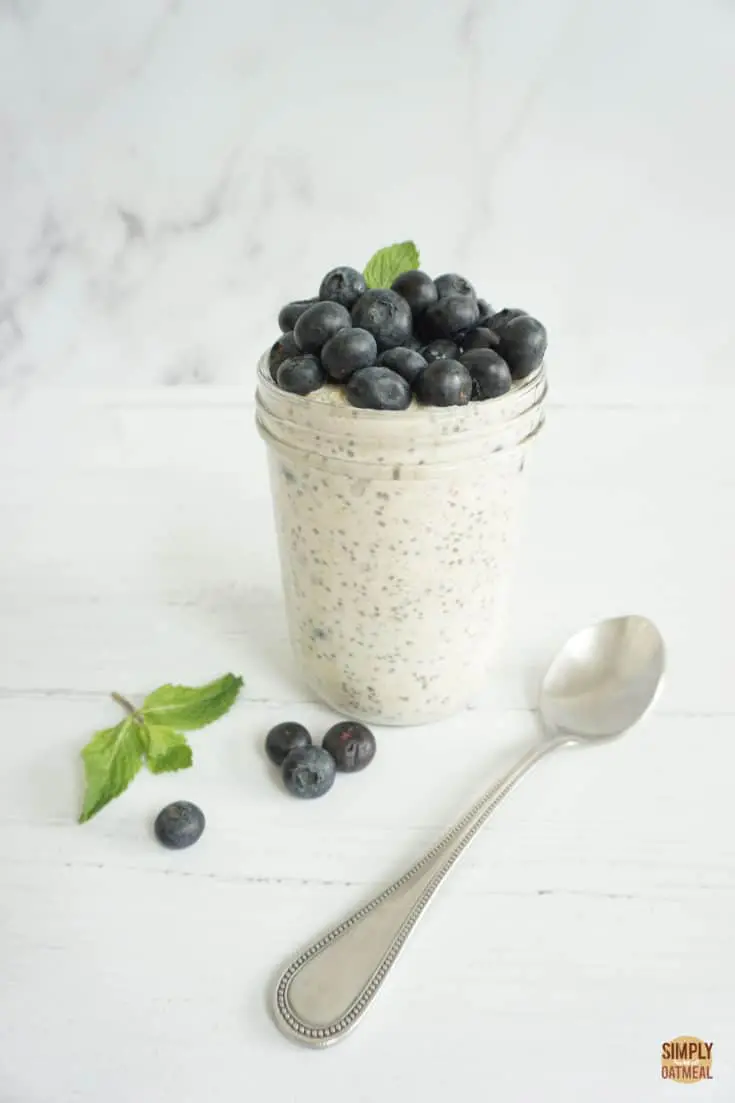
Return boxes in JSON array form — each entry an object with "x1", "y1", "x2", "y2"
[{"x1": 255, "y1": 244, "x2": 548, "y2": 725}]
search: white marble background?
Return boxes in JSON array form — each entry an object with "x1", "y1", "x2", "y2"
[{"x1": 1, "y1": 0, "x2": 734, "y2": 396}]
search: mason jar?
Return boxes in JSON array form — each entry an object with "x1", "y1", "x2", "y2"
[{"x1": 255, "y1": 355, "x2": 547, "y2": 725}]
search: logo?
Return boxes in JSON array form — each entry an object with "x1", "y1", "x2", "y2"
[{"x1": 661, "y1": 1037, "x2": 713, "y2": 1083}]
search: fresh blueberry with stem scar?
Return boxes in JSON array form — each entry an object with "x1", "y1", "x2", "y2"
[
  {"x1": 415, "y1": 359, "x2": 472, "y2": 406},
  {"x1": 265, "y1": 721, "x2": 312, "y2": 767},
  {"x1": 322, "y1": 721, "x2": 376, "y2": 773},
  {"x1": 434, "y1": 273, "x2": 476, "y2": 300},
  {"x1": 346, "y1": 365, "x2": 412, "y2": 411},
  {"x1": 424, "y1": 295, "x2": 480, "y2": 339},
  {"x1": 351, "y1": 289, "x2": 413, "y2": 351},
  {"x1": 154, "y1": 801, "x2": 206, "y2": 849},
  {"x1": 321, "y1": 327, "x2": 377, "y2": 382},
  {"x1": 319, "y1": 266, "x2": 367, "y2": 310},
  {"x1": 461, "y1": 348, "x2": 512, "y2": 400},
  {"x1": 278, "y1": 298, "x2": 318, "y2": 333},
  {"x1": 377, "y1": 346, "x2": 427, "y2": 384},
  {"x1": 282, "y1": 745, "x2": 336, "y2": 799},
  {"x1": 422, "y1": 338, "x2": 459, "y2": 363},
  {"x1": 269, "y1": 331, "x2": 300, "y2": 380},
  {"x1": 390, "y1": 269, "x2": 438, "y2": 316},
  {"x1": 293, "y1": 301, "x2": 352, "y2": 354},
  {"x1": 276, "y1": 354, "x2": 326, "y2": 395}
]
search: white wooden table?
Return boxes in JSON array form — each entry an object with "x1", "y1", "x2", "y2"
[{"x1": 1, "y1": 384, "x2": 733, "y2": 1102}]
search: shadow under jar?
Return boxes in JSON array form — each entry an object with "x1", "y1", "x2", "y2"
[{"x1": 255, "y1": 355, "x2": 547, "y2": 726}]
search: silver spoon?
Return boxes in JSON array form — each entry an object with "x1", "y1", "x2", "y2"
[{"x1": 271, "y1": 614, "x2": 666, "y2": 1048}]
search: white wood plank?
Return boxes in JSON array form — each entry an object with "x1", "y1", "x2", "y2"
[{"x1": 0, "y1": 391, "x2": 733, "y2": 1101}]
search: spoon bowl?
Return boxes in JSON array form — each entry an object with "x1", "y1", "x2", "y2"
[{"x1": 541, "y1": 614, "x2": 666, "y2": 742}]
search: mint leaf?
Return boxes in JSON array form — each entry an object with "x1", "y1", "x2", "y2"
[
  {"x1": 142, "y1": 673, "x2": 244, "y2": 731},
  {"x1": 78, "y1": 672, "x2": 243, "y2": 822},
  {"x1": 143, "y1": 724, "x2": 193, "y2": 774},
  {"x1": 363, "y1": 241, "x2": 420, "y2": 289},
  {"x1": 79, "y1": 720, "x2": 145, "y2": 823}
]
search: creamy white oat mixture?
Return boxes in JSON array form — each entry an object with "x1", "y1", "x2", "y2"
[{"x1": 258, "y1": 362, "x2": 544, "y2": 725}]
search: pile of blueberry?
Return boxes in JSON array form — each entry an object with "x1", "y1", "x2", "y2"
[
  {"x1": 269, "y1": 266, "x2": 547, "y2": 410},
  {"x1": 265, "y1": 719, "x2": 376, "y2": 798},
  {"x1": 149, "y1": 721, "x2": 375, "y2": 849}
]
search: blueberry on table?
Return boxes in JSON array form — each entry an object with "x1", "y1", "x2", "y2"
[
  {"x1": 377, "y1": 346, "x2": 427, "y2": 384},
  {"x1": 319, "y1": 266, "x2": 367, "y2": 309},
  {"x1": 265, "y1": 721, "x2": 312, "y2": 767},
  {"x1": 414, "y1": 359, "x2": 472, "y2": 406},
  {"x1": 351, "y1": 289, "x2": 413, "y2": 351},
  {"x1": 422, "y1": 339, "x2": 459, "y2": 363},
  {"x1": 294, "y1": 301, "x2": 352, "y2": 354},
  {"x1": 282, "y1": 745, "x2": 336, "y2": 799},
  {"x1": 154, "y1": 801, "x2": 205, "y2": 849},
  {"x1": 278, "y1": 298, "x2": 318, "y2": 333},
  {"x1": 434, "y1": 273, "x2": 476, "y2": 300},
  {"x1": 269, "y1": 331, "x2": 300, "y2": 380},
  {"x1": 390, "y1": 269, "x2": 438, "y2": 316},
  {"x1": 461, "y1": 326, "x2": 500, "y2": 353},
  {"x1": 321, "y1": 327, "x2": 377, "y2": 381},
  {"x1": 494, "y1": 314, "x2": 547, "y2": 379},
  {"x1": 322, "y1": 721, "x2": 376, "y2": 773},
  {"x1": 461, "y1": 348, "x2": 512, "y2": 400},
  {"x1": 346, "y1": 365, "x2": 412, "y2": 411},
  {"x1": 276, "y1": 355, "x2": 326, "y2": 395},
  {"x1": 424, "y1": 295, "x2": 479, "y2": 339}
]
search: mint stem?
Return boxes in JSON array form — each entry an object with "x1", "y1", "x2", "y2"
[{"x1": 111, "y1": 692, "x2": 142, "y2": 721}]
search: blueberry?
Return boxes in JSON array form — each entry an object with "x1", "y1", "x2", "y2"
[
  {"x1": 322, "y1": 721, "x2": 376, "y2": 773},
  {"x1": 346, "y1": 365, "x2": 412, "y2": 411},
  {"x1": 422, "y1": 339, "x2": 459, "y2": 363},
  {"x1": 282, "y1": 745, "x2": 336, "y2": 799},
  {"x1": 278, "y1": 298, "x2": 318, "y2": 333},
  {"x1": 461, "y1": 326, "x2": 500, "y2": 353},
  {"x1": 269, "y1": 331, "x2": 300, "y2": 380},
  {"x1": 377, "y1": 346, "x2": 427, "y2": 384},
  {"x1": 265, "y1": 721, "x2": 312, "y2": 767},
  {"x1": 294, "y1": 301, "x2": 352, "y2": 354},
  {"x1": 276, "y1": 354, "x2": 326, "y2": 395},
  {"x1": 460, "y1": 349, "x2": 512, "y2": 400},
  {"x1": 390, "y1": 270, "x2": 438, "y2": 316},
  {"x1": 434, "y1": 273, "x2": 476, "y2": 300},
  {"x1": 321, "y1": 327, "x2": 377, "y2": 381},
  {"x1": 476, "y1": 298, "x2": 493, "y2": 324},
  {"x1": 319, "y1": 266, "x2": 366, "y2": 310},
  {"x1": 351, "y1": 289, "x2": 413, "y2": 351},
  {"x1": 424, "y1": 295, "x2": 479, "y2": 339},
  {"x1": 403, "y1": 334, "x2": 423, "y2": 351},
  {"x1": 494, "y1": 314, "x2": 547, "y2": 379},
  {"x1": 414, "y1": 359, "x2": 472, "y2": 406},
  {"x1": 487, "y1": 307, "x2": 527, "y2": 333},
  {"x1": 154, "y1": 801, "x2": 205, "y2": 849}
]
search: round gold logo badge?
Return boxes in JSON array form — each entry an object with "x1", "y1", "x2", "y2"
[{"x1": 661, "y1": 1037, "x2": 713, "y2": 1083}]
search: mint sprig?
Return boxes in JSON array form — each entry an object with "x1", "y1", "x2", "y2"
[
  {"x1": 363, "y1": 241, "x2": 420, "y2": 289},
  {"x1": 79, "y1": 673, "x2": 243, "y2": 822}
]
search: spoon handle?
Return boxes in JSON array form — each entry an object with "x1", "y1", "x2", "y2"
[{"x1": 272, "y1": 738, "x2": 562, "y2": 1047}]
